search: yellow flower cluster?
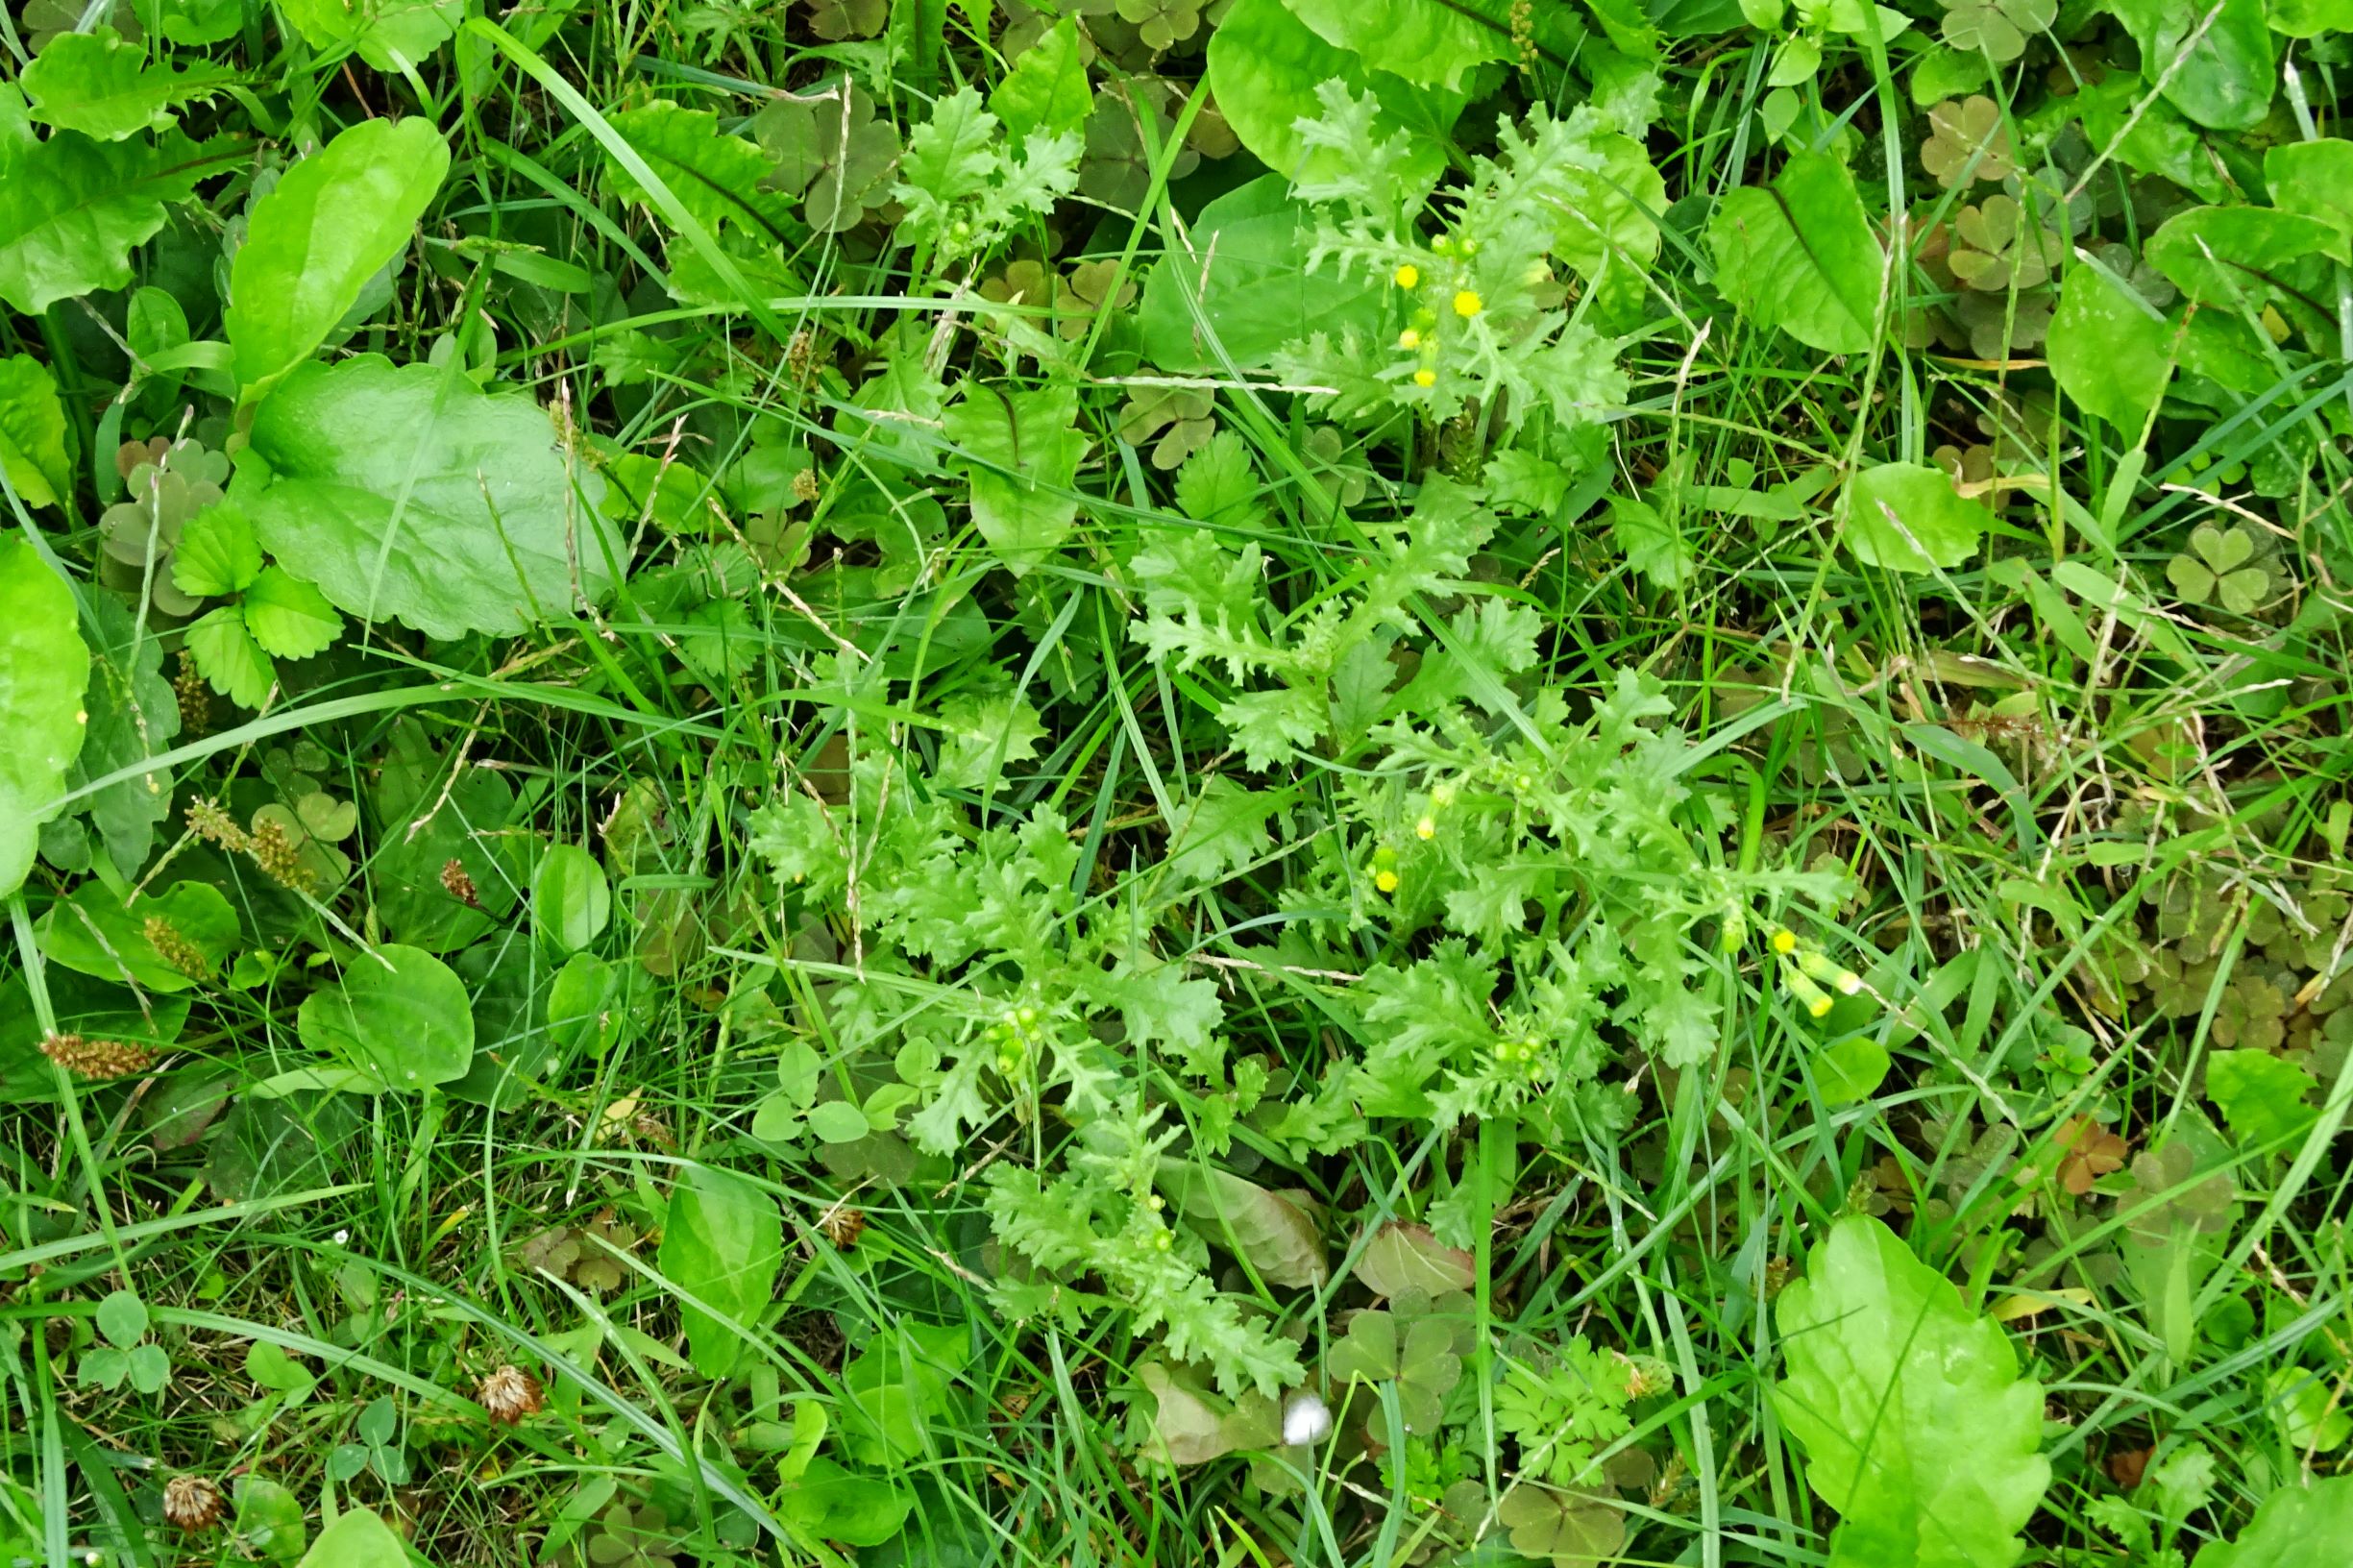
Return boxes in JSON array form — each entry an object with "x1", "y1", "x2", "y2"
[
  {"x1": 1767, "y1": 927, "x2": 1864, "y2": 1019},
  {"x1": 1388, "y1": 243, "x2": 1486, "y2": 392}
]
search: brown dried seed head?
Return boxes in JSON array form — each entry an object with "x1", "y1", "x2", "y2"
[
  {"x1": 818, "y1": 1205, "x2": 867, "y2": 1250},
  {"x1": 40, "y1": 1034, "x2": 158, "y2": 1081},
  {"x1": 440, "y1": 856, "x2": 480, "y2": 907},
  {"x1": 478, "y1": 1364, "x2": 545, "y2": 1425},
  {"x1": 162, "y1": 1474, "x2": 225, "y2": 1531}
]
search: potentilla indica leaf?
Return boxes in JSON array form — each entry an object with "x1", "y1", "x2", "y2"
[{"x1": 1775, "y1": 1216, "x2": 2050, "y2": 1568}]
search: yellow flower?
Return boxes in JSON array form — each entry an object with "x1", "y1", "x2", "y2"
[
  {"x1": 1398, "y1": 329, "x2": 1420, "y2": 350},
  {"x1": 1414, "y1": 815, "x2": 1435, "y2": 841},
  {"x1": 1769, "y1": 927, "x2": 1798, "y2": 955},
  {"x1": 1393, "y1": 263, "x2": 1419, "y2": 288},
  {"x1": 1374, "y1": 869, "x2": 1400, "y2": 894},
  {"x1": 1412, "y1": 369, "x2": 1436, "y2": 388},
  {"x1": 1453, "y1": 289, "x2": 1483, "y2": 319}
]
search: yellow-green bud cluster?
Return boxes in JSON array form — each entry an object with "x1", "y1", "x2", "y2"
[
  {"x1": 986, "y1": 1002, "x2": 1045, "y2": 1075},
  {"x1": 1388, "y1": 239, "x2": 1492, "y2": 392},
  {"x1": 1766, "y1": 928, "x2": 1864, "y2": 1019}
]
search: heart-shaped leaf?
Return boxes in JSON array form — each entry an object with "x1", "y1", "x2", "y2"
[
  {"x1": 1840, "y1": 462, "x2": 1986, "y2": 572},
  {"x1": 240, "y1": 355, "x2": 622, "y2": 639},
  {"x1": 297, "y1": 943, "x2": 476, "y2": 1090}
]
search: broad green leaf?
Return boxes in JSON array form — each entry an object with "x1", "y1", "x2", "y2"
[
  {"x1": 1139, "y1": 175, "x2": 1385, "y2": 372},
  {"x1": 1776, "y1": 1216, "x2": 2049, "y2": 1568},
  {"x1": 989, "y1": 18, "x2": 1092, "y2": 139},
  {"x1": 241, "y1": 567, "x2": 343, "y2": 660},
  {"x1": 605, "y1": 101, "x2": 798, "y2": 246},
  {"x1": 184, "y1": 604, "x2": 275, "y2": 708},
  {"x1": 2264, "y1": 140, "x2": 2353, "y2": 260},
  {"x1": 2146, "y1": 206, "x2": 2338, "y2": 316},
  {"x1": 0, "y1": 355, "x2": 72, "y2": 510},
  {"x1": 0, "y1": 126, "x2": 236, "y2": 315},
  {"x1": 1206, "y1": 0, "x2": 1459, "y2": 192},
  {"x1": 1353, "y1": 1220, "x2": 1476, "y2": 1298},
  {"x1": 659, "y1": 1164, "x2": 782, "y2": 1378},
  {"x1": 942, "y1": 383, "x2": 1088, "y2": 573},
  {"x1": 2107, "y1": 0, "x2": 2273, "y2": 132},
  {"x1": 1549, "y1": 133, "x2": 1667, "y2": 285},
  {"x1": 2264, "y1": 0, "x2": 2353, "y2": 34},
  {"x1": 21, "y1": 27, "x2": 233, "y2": 140},
  {"x1": 1839, "y1": 462, "x2": 1984, "y2": 573},
  {"x1": 68, "y1": 591, "x2": 180, "y2": 879},
  {"x1": 298, "y1": 944, "x2": 476, "y2": 1090},
  {"x1": 226, "y1": 116, "x2": 451, "y2": 398},
  {"x1": 776, "y1": 1456, "x2": 913, "y2": 1548},
  {"x1": 808, "y1": 1098, "x2": 870, "y2": 1143},
  {"x1": 37, "y1": 878, "x2": 236, "y2": 992},
  {"x1": 2203, "y1": 1476, "x2": 2353, "y2": 1566},
  {"x1": 2207, "y1": 1049, "x2": 2317, "y2": 1150},
  {"x1": 234, "y1": 1477, "x2": 307, "y2": 1564},
  {"x1": 1708, "y1": 152, "x2": 1884, "y2": 354},
  {"x1": 239, "y1": 355, "x2": 622, "y2": 639},
  {"x1": 2047, "y1": 263, "x2": 2175, "y2": 432},
  {"x1": 532, "y1": 842, "x2": 610, "y2": 953},
  {"x1": 276, "y1": 0, "x2": 460, "y2": 73},
  {"x1": 0, "y1": 532, "x2": 88, "y2": 896},
  {"x1": 172, "y1": 503, "x2": 263, "y2": 599},
  {"x1": 1284, "y1": 0, "x2": 1510, "y2": 91},
  {"x1": 294, "y1": 1506, "x2": 409, "y2": 1568},
  {"x1": 1157, "y1": 1160, "x2": 1328, "y2": 1287}
]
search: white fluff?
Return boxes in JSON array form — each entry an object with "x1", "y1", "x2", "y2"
[{"x1": 1283, "y1": 1392, "x2": 1333, "y2": 1446}]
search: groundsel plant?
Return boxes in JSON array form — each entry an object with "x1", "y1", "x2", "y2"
[{"x1": 1278, "y1": 81, "x2": 1630, "y2": 434}]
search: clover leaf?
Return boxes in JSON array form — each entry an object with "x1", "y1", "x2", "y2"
[
  {"x1": 753, "y1": 85, "x2": 901, "y2": 234},
  {"x1": 2166, "y1": 524, "x2": 2269, "y2": 613},
  {"x1": 1938, "y1": 0, "x2": 2054, "y2": 62},
  {"x1": 1920, "y1": 96, "x2": 2015, "y2": 189}
]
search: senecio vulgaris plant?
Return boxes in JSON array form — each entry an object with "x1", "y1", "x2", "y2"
[
  {"x1": 1275, "y1": 81, "x2": 1631, "y2": 440},
  {"x1": 753, "y1": 653, "x2": 1852, "y2": 1399}
]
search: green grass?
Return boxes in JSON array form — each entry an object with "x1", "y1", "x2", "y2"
[{"x1": 4, "y1": 2, "x2": 2352, "y2": 1567}]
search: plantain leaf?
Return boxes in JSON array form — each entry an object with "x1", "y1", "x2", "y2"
[
  {"x1": 1205, "y1": 0, "x2": 1461, "y2": 193},
  {"x1": 67, "y1": 592, "x2": 180, "y2": 879},
  {"x1": 2105, "y1": 0, "x2": 2273, "y2": 132},
  {"x1": 238, "y1": 355, "x2": 621, "y2": 640},
  {"x1": 1775, "y1": 1215, "x2": 2050, "y2": 1568},
  {"x1": 659, "y1": 1164, "x2": 782, "y2": 1379},
  {"x1": 226, "y1": 116, "x2": 451, "y2": 399},
  {"x1": 0, "y1": 532, "x2": 88, "y2": 896},
  {"x1": 297, "y1": 943, "x2": 476, "y2": 1090},
  {"x1": 942, "y1": 383, "x2": 1088, "y2": 574}
]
